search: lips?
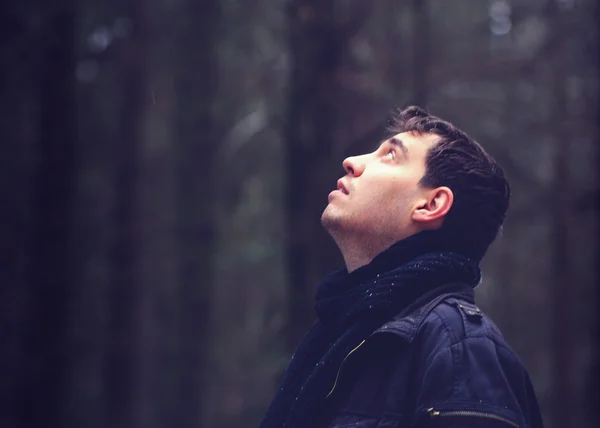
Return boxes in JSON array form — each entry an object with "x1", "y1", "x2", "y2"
[{"x1": 336, "y1": 179, "x2": 349, "y2": 195}]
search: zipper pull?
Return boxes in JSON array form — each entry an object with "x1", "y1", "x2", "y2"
[{"x1": 428, "y1": 408, "x2": 440, "y2": 416}]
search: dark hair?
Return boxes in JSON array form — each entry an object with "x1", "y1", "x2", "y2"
[{"x1": 388, "y1": 105, "x2": 510, "y2": 260}]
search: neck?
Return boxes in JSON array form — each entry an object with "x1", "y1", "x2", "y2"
[
  {"x1": 340, "y1": 245, "x2": 378, "y2": 273},
  {"x1": 332, "y1": 230, "x2": 415, "y2": 273}
]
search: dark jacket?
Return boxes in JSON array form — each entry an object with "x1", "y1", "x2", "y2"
[{"x1": 318, "y1": 287, "x2": 544, "y2": 428}]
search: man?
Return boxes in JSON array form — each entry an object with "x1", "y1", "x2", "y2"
[{"x1": 259, "y1": 106, "x2": 544, "y2": 428}]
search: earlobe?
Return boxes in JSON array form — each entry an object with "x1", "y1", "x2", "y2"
[{"x1": 412, "y1": 187, "x2": 454, "y2": 224}]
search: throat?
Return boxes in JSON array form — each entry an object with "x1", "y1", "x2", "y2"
[
  {"x1": 336, "y1": 234, "x2": 398, "y2": 273},
  {"x1": 343, "y1": 248, "x2": 374, "y2": 273}
]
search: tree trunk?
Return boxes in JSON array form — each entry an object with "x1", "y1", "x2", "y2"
[
  {"x1": 590, "y1": 0, "x2": 600, "y2": 419},
  {"x1": 173, "y1": 0, "x2": 221, "y2": 427},
  {"x1": 19, "y1": 1, "x2": 77, "y2": 427},
  {"x1": 104, "y1": 0, "x2": 146, "y2": 426},
  {"x1": 411, "y1": 0, "x2": 429, "y2": 107},
  {"x1": 549, "y1": 3, "x2": 572, "y2": 428},
  {"x1": 0, "y1": 3, "x2": 38, "y2": 426},
  {"x1": 285, "y1": 0, "x2": 342, "y2": 351}
]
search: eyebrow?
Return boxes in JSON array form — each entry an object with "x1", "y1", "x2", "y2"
[{"x1": 388, "y1": 137, "x2": 408, "y2": 157}]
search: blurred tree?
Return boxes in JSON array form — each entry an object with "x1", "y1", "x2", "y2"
[
  {"x1": 69, "y1": 0, "x2": 221, "y2": 427},
  {"x1": 285, "y1": 0, "x2": 340, "y2": 350},
  {"x1": 103, "y1": 0, "x2": 146, "y2": 427},
  {"x1": 548, "y1": 3, "x2": 572, "y2": 428},
  {"x1": 103, "y1": 0, "x2": 221, "y2": 426},
  {"x1": 411, "y1": 0, "x2": 429, "y2": 106},
  {"x1": 284, "y1": 0, "x2": 373, "y2": 351},
  {"x1": 172, "y1": 0, "x2": 221, "y2": 427},
  {"x1": 0, "y1": 1, "x2": 38, "y2": 425},
  {"x1": 16, "y1": 1, "x2": 77, "y2": 427}
]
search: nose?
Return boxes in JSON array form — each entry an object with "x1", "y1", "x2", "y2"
[{"x1": 342, "y1": 154, "x2": 366, "y2": 177}]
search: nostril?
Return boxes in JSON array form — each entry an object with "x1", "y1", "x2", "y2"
[{"x1": 342, "y1": 157, "x2": 357, "y2": 176}]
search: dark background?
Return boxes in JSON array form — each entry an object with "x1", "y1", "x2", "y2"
[{"x1": 1, "y1": 1, "x2": 598, "y2": 427}]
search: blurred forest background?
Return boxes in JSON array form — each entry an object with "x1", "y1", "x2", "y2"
[{"x1": 1, "y1": 0, "x2": 598, "y2": 428}]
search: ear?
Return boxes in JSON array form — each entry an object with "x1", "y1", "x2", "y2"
[{"x1": 412, "y1": 186, "x2": 454, "y2": 226}]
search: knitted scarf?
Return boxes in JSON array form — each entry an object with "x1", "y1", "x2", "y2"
[{"x1": 258, "y1": 230, "x2": 482, "y2": 428}]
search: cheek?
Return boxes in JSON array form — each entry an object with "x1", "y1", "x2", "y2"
[
  {"x1": 358, "y1": 172, "x2": 419, "y2": 208},
  {"x1": 384, "y1": 176, "x2": 417, "y2": 199},
  {"x1": 389, "y1": 183, "x2": 420, "y2": 213}
]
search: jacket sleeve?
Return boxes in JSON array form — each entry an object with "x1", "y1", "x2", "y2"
[{"x1": 411, "y1": 336, "x2": 544, "y2": 428}]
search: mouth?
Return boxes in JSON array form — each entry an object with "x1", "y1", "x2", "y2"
[{"x1": 336, "y1": 179, "x2": 349, "y2": 195}]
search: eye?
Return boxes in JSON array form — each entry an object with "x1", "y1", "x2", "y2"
[{"x1": 384, "y1": 148, "x2": 395, "y2": 161}]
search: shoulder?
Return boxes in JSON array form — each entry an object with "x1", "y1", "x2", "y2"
[
  {"x1": 376, "y1": 297, "x2": 540, "y2": 425},
  {"x1": 375, "y1": 294, "x2": 530, "y2": 397},
  {"x1": 416, "y1": 301, "x2": 543, "y2": 426},
  {"x1": 374, "y1": 291, "x2": 507, "y2": 349},
  {"x1": 418, "y1": 296, "x2": 520, "y2": 362}
]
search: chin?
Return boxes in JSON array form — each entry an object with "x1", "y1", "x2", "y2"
[
  {"x1": 321, "y1": 207, "x2": 341, "y2": 231},
  {"x1": 322, "y1": 208, "x2": 355, "y2": 238}
]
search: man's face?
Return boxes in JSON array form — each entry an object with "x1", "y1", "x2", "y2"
[{"x1": 322, "y1": 131, "x2": 438, "y2": 243}]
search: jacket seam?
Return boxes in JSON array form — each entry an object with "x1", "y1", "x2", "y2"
[
  {"x1": 430, "y1": 308, "x2": 460, "y2": 345},
  {"x1": 424, "y1": 310, "x2": 462, "y2": 397}
]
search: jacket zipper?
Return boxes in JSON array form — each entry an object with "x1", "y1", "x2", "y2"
[
  {"x1": 326, "y1": 340, "x2": 366, "y2": 398},
  {"x1": 428, "y1": 407, "x2": 519, "y2": 427}
]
